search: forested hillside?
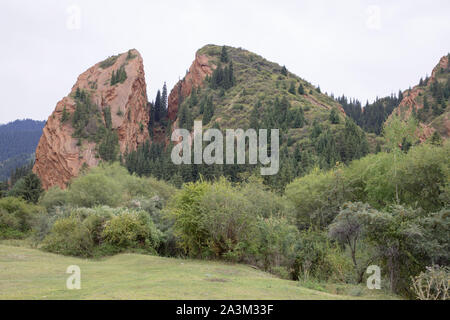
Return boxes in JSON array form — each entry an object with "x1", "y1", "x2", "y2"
[
  {"x1": 0, "y1": 119, "x2": 45, "y2": 181},
  {"x1": 126, "y1": 45, "x2": 370, "y2": 192},
  {"x1": 337, "y1": 94, "x2": 401, "y2": 135},
  {"x1": 338, "y1": 54, "x2": 449, "y2": 140}
]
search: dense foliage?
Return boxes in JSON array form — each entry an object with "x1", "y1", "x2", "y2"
[
  {"x1": 1, "y1": 131, "x2": 448, "y2": 297},
  {"x1": 337, "y1": 94, "x2": 401, "y2": 135},
  {"x1": 70, "y1": 89, "x2": 120, "y2": 161}
]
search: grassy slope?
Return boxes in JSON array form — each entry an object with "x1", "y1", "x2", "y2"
[
  {"x1": 0, "y1": 244, "x2": 397, "y2": 300},
  {"x1": 180, "y1": 45, "x2": 349, "y2": 152},
  {"x1": 197, "y1": 45, "x2": 342, "y2": 125}
]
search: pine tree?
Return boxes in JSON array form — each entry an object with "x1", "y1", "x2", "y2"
[
  {"x1": 430, "y1": 131, "x2": 442, "y2": 145},
  {"x1": 220, "y1": 46, "x2": 229, "y2": 63},
  {"x1": 398, "y1": 90, "x2": 403, "y2": 102},
  {"x1": 110, "y1": 66, "x2": 127, "y2": 85},
  {"x1": 178, "y1": 105, "x2": 192, "y2": 129},
  {"x1": 189, "y1": 86, "x2": 198, "y2": 106},
  {"x1": 278, "y1": 96, "x2": 289, "y2": 125},
  {"x1": 329, "y1": 108, "x2": 340, "y2": 124},
  {"x1": 110, "y1": 71, "x2": 115, "y2": 85},
  {"x1": 203, "y1": 96, "x2": 214, "y2": 125},
  {"x1": 227, "y1": 61, "x2": 235, "y2": 88},
  {"x1": 411, "y1": 107, "x2": 417, "y2": 120},
  {"x1": 210, "y1": 61, "x2": 234, "y2": 90},
  {"x1": 298, "y1": 83, "x2": 305, "y2": 95},
  {"x1": 161, "y1": 82, "x2": 168, "y2": 117},
  {"x1": 154, "y1": 90, "x2": 162, "y2": 122},
  {"x1": 423, "y1": 96, "x2": 429, "y2": 111},
  {"x1": 10, "y1": 173, "x2": 43, "y2": 204},
  {"x1": 119, "y1": 66, "x2": 127, "y2": 83},
  {"x1": 98, "y1": 131, "x2": 119, "y2": 162},
  {"x1": 210, "y1": 64, "x2": 223, "y2": 89},
  {"x1": 103, "y1": 107, "x2": 112, "y2": 129},
  {"x1": 148, "y1": 101, "x2": 155, "y2": 132},
  {"x1": 432, "y1": 103, "x2": 442, "y2": 116},
  {"x1": 61, "y1": 106, "x2": 70, "y2": 123},
  {"x1": 292, "y1": 108, "x2": 305, "y2": 128},
  {"x1": 223, "y1": 65, "x2": 230, "y2": 89},
  {"x1": 288, "y1": 82, "x2": 296, "y2": 95},
  {"x1": 249, "y1": 104, "x2": 259, "y2": 130},
  {"x1": 199, "y1": 96, "x2": 206, "y2": 114},
  {"x1": 311, "y1": 120, "x2": 322, "y2": 139}
]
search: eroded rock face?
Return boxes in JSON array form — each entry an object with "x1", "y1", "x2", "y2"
[
  {"x1": 391, "y1": 55, "x2": 450, "y2": 140},
  {"x1": 33, "y1": 49, "x2": 149, "y2": 189},
  {"x1": 167, "y1": 53, "x2": 214, "y2": 121}
]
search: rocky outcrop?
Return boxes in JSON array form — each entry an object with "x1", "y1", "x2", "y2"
[
  {"x1": 33, "y1": 49, "x2": 149, "y2": 189},
  {"x1": 167, "y1": 53, "x2": 214, "y2": 121},
  {"x1": 391, "y1": 54, "x2": 449, "y2": 140},
  {"x1": 394, "y1": 56, "x2": 448, "y2": 117}
]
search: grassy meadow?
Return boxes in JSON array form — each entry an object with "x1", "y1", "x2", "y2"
[{"x1": 0, "y1": 243, "x2": 397, "y2": 300}]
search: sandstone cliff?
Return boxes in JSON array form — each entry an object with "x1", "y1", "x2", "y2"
[{"x1": 33, "y1": 49, "x2": 149, "y2": 189}]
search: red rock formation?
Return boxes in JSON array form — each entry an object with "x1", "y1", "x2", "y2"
[
  {"x1": 33, "y1": 49, "x2": 149, "y2": 189},
  {"x1": 390, "y1": 55, "x2": 450, "y2": 140},
  {"x1": 167, "y1": 53, "x2": 214, "y2": 121}
]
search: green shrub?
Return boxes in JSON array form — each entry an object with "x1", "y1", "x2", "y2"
[
  {"x1": 99, "y1": 55, "x2": 118, "y2": 69},
  {"x1": 124, "y1": 175, "x2": 176, "y2": 204},
  {"x1": 83, "y1": 211, "x2": 110, "y2": 245},
  {"x1": 0, "y1": 197, "x2": 42, "y2": 238},
  {"x1": 67, "y1": 166, "x2": 124, "y2": 207},
  {"x1": 199, "y1": 179, "x2": 257, "y2": 261},
  {"x1": 66, "y1": 163, "x2": 176, "y2": 208},
  {"x1": 292, "y1": 229, "x2": 352, "y2": 282},
  {"x1": 92, "y1": 243, "x2": 124, "y2": 257},
  {"x1": 167, "y1": 180, "x2": 211, "y2": 256},
  {"x1": 42, "y1": 217, "x2": 94, "y2": 257},
  {"x1": 102, "y1": 210, "x2": 160, "y2": 251},
  {"x1": 39, "y1": 186, "x2": 68, "y2": 210},
  {"x1": 285, "y1": 168, "x2": 345, "y2": 229},
  {"x1": 241, "y1": 177, "x2": 291, "y2": 219},
  {"x1": 128, "y1": 196, "x2": 180, "y2": 257},
  {"x1": 254, "y1": 216, "x2": 299, "y2": 271}
]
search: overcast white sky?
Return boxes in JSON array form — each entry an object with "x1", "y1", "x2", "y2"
[{"x1": 0, "y1": 0, "x2": 449, "y2": 123}]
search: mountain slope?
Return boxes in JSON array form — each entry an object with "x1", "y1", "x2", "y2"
[
  {"x1": 33, "y1": 49, "x2": 149, "y2": 189},
  {"x1": 392, "y1": 54, "x2": 450, "y2": 139},
  {"x1": 0, "y1": 119, "x2": 45, "y2": 181},
  {"x1": 168, "y1": 44, "x2": 346, "y2": 130},
  {"x1": 137, "y1": 45, "x2": 369, "y2": 190}
]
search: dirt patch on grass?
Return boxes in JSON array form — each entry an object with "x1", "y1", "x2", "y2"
[{"x1": 205, "y1": 278, "x2": 229, "y2": 283}]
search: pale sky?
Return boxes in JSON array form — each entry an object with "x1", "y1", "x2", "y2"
[{"x1": 0, "y1": 0, "x2": 449, "y2": 123}]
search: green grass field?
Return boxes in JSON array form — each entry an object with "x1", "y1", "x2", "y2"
[{"x1": 0, "y1": 244, "x2": 397, "y2": 300}]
